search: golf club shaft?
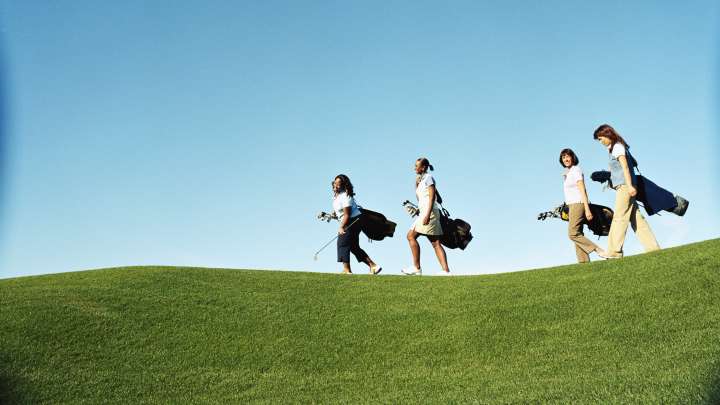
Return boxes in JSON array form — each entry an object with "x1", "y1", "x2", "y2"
[{"x1": 314, "y1": 216, "x2": 360, "y2": 259}]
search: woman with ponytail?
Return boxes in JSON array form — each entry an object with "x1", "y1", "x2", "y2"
[
  {"x1": 402, "y1": 158, "x2": 450, "y2": 276},
  {"x1": 593, "y1": 124, "x2": 660, "y2": 258}
]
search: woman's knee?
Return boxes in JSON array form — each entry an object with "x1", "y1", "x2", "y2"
[{"x1": 407, "y1": 230, "x2": 418, "y2": 242}]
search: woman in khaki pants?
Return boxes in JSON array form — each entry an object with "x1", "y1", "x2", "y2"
[
  {"x1": 560, "y1": 148, "x2": 606, "y2": 263},
  {"x1": 593, "y1": 124, "x2": 660, "y2": 259},
  {"x1": 402, "y1": 158, "x2": 450, "y2": 276}
]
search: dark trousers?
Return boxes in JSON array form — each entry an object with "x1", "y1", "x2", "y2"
[{"x1": 337, "y1": 215, "x2": 369, "y2": 263}]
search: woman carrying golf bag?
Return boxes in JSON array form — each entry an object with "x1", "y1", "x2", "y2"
[
  {"x1": 402, "y1": 158, "x2": 450, "y2": 276},
  {"x1": 593, "y1": 124, "x2": 660, "y2": 259},
  {"x1": 332, "y1": 174, "x2": 382, "y2": 275},
  {"x1": 559, "y1": 148, "x2": 606, "y2": 263}
]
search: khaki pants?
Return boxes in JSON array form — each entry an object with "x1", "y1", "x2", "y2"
[
  {"x1": 607, "y1": 184, "x2": 660, "y2": 256},
  {"x1": 567, "y1": 203, "x2": 600, "y2": 263}
]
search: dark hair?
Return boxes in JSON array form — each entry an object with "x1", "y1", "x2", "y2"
[
  {"x1": 559, "y1": 148, "x2": 579, "y2": 168},
  {"x1": 417, "y1": 157, "x2": 434, "y2": 172},
  {"x1": 333, "y1": 174, "x2": 355, "y2": 197},
  {"x1": 593, "y1": 124, "x2": 630, "y2": 153}
]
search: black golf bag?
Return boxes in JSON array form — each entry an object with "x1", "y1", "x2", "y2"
[
  {"x1": 591, "y1": 169, "x2": 689, "y2": 217},
  {"x1": 538, "y1": 203, "x2": 614, "y2": 237},
  {"x1": 402, "y1": 200, "x2": 472, "y2": 249},
  {"x1": 359, "y1": 208, "x2": 396, "y2": 241},
  {"x1": 438, "y1": 207, "x2": 473, "y2": 250}
]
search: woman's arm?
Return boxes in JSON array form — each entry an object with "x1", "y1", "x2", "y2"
[
  {"x1": 577, "y1": 179, "x2": 594, "y2": 221},
  {"x1": 423, "y1": 185, "x2": 436, "y2": 225},
  {"x1": 618, "y1": 155, "x2": 637, "y2": 197},
  {"x1": 338, "y1": 207, "x2": 351, "y2": 234}
]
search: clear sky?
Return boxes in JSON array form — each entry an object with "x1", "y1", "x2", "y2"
[{"x1": 1, "y1": 1, "x2": 718, "y2": 279}]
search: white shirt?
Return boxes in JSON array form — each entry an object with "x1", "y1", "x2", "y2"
[
  {"x1": 416, "y1": 173, "x2": 439, "y2": 210},
  {"x1": 610, "y1": 143, "x2": 626, "y2": 158},
  {"x1": 332, "y1": 191, "x2": 361, "y2": 220},
  {"x1": 562, "y1": 165, "x2": 584, "y2": 204}
]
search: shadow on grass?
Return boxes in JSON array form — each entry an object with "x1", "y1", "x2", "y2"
[
  {"x1": 707, "y1": 368, "x2": 720, "y2": 404},
  {"x1": 0, "y1": 374, "x2": 27, "y2": 404}
]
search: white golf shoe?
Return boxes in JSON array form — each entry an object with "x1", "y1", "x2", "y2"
[{"x1": 401, "y1": 267, "x2": 422, "y2": 276}]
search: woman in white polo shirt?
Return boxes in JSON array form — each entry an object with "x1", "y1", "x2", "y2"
[
  {"x1": 560, "y1": 148, "x2": 605, "y2": 263},
  {"x1": 402, "y1": 158, "x2": 450, "y2": 276},
  {"x1": 332, "y1": 174, "x2": 382, "y2": 275}
]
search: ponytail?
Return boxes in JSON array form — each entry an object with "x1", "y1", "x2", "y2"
[{"x1": 417, "y1": 157, "x2": 434, "y2": 172}]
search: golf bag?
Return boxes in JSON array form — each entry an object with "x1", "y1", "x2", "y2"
[
  {"x1": 590, "y1": 170, "x2": 689, "y2": 217},
  {"x1": 317, "y1": 208, "x2": 396, "y2": 241},
  {"x1": 537, "y1": 203, "x2": 614, "y2": 237},
  {"x1": 438, "y1": 207, "x2": 473, "y2": 250},
  {"x1": 402, "y1": 200, "x2": 473, "y2": 249},
  {"x1": 359, "y1": 208, "x2": 396, "y2": 241}
]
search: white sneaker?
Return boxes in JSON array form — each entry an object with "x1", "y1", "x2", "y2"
[
  {"x1": 597, "y1": 250, "x2": 622, "y2": 260},
  {"x1": 401, "y1": 267, "x2": 422, "y2": 276},
  {"x1": 433, "y1": 271, "x2": 451, "y2": 276},
  {"x1": 370, "y1": 265, "x2": 382, "y2": 275}
]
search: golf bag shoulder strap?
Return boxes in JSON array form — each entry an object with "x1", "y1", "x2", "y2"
[
  {"x1": 611, "y1": 144, "x2": 639, "y2": 169},
  {"x1": 627, "y1": 149, "x2": 639, "y2": 169},
  {"x1": 433, "y1": 179, "x2": 443, "y2": 205}
]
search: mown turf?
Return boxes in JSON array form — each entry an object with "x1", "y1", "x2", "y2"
[{"x1": 1, "y1": 239, "x2": 720, "y2": 403}]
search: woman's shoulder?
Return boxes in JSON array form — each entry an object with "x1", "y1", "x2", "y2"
[{"x1": 611, "y1": 143, "x2": 627, "y2": 156}]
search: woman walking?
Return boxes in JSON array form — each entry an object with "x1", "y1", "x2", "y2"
[
  {"x1": 593, "y1": 124, "x2": 660, "y2": 258},
  {"x1": 559, "y1": 148, "x2": 606, "y2": 263},
  {"x1": 402, "y1": 158, "x2": 450, "y2": 276},
  {"x1": 332, "y1": 174, "x2": 382, "y2": 275}
]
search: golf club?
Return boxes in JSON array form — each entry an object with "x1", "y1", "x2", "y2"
[{"x1": 313, "y1": 216, "x2": 360, "y2": 260}]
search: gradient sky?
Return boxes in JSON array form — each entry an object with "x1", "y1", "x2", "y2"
[{"x1": 1, "y1": 1, "x2": 718, "y2": 279}]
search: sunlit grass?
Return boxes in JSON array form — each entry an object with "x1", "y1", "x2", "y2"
[{"x1": 1, "y1": 239, "x2": 719, "y2": 403}]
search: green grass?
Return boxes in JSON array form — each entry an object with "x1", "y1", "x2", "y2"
[{"x1": 2, "y1": 239, "x2": 720, "y2": 404}]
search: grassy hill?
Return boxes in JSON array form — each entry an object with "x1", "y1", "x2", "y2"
[{"x1": 1, "y1": 239, "x2": 720, "y2": 403}]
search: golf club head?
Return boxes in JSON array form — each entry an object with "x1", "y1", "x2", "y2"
[
  {"x1": 402, "y1": 200, "x2": 419, "y2": 217},
  {"x1": 317, "y1": 211, "x2": 337, "y2": 222}
]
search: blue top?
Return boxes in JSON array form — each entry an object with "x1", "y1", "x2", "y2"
[{"x1": 609, "y1": 143, "x2": 637, "y2": 188}]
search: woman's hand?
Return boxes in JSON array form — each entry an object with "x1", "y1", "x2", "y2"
[
  {"x1": 338, "y1": 206, "x2": 351, "y2": 235},
  {"x1": 422, "y1": 215, "x2": 430, "y2": 225},
  {"x1": 628, "y1": 185, "x2": 637, "y2": 197},
  {"x1": 578, "y1": 180, "x2": 593, "y2": 221}
]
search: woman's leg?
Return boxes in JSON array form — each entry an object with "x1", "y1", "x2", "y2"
[
  {"x1": 567, "y1": 203, "x2": 599, "y2": 263},
  {"x1": 349, "y1": 227, "x2": 372, "y2": 266},
  {"x1": 629, "y1": 202, "x2": 661, "y2": 252},
  {"x1": 607, "y1": 185, "x2": 633, "y2": 257},
  {"x1": 407, "y1": 229, "x2": 421, "y2": 269},
  {"x1": 337, "y1": 232, "x2": 352, "y2": 274},
  {"x1": 429, "y1": 236, "x2": 450, "y2": 273}
]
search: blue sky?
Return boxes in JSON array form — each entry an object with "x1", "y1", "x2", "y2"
[{"x1": 1, "y1": 1, "x2": 718, "y2": 278}]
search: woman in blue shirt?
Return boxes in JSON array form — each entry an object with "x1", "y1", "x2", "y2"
[{"x1": 593, "y1": 124, "x2": 660, "y2": 258}]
